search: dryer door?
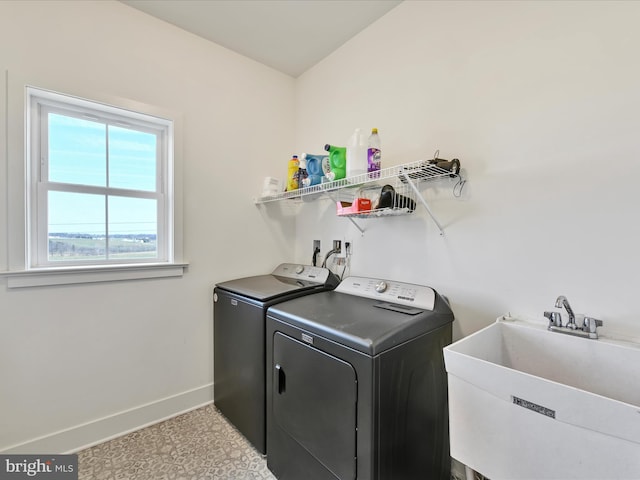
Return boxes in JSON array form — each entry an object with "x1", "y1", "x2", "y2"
[{"x1": 272, "y1": 332, "x2": 357, "y2": 480}]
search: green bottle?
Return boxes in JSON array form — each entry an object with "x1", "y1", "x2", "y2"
[{"x1": 324, "y1": 144, "x2": 346, "y2": 181}]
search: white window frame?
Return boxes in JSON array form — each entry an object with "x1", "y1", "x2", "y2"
[
  {"x1": 27, "y1": 87, "x2": 173, "y2": 268},
  {"x1": 0, "y1": 74, "x2": 186, "y2": 288}
]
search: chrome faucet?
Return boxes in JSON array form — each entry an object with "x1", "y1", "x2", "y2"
[
  {"x1": 545, "y1": 295, "x2": 604, "y2": 340},
  {"x1": 555, "y1": 295, "x2": 576, "y2": 329}
]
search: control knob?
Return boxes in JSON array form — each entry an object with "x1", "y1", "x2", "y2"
[
  {"x1": 295, "y1": 265, "x2": 305, "y2": 274},
  {"x1": 375, "y1": 281, "x2": 388, "y2": 293}
]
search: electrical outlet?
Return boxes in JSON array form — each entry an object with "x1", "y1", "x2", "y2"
[
  {"x1": 313, "y1": 240, "x2": 320, "y2": 252},
  {"x1": 333, "y1": 239, "x2": 341, "y2": 252},
  {"x1": 336, "y1": 238, "x2": 350, "y2": 259}
]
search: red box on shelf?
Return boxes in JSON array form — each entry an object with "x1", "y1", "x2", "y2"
[{"x1": 336, "y1": 198, "x2": 372, "y2": 215}]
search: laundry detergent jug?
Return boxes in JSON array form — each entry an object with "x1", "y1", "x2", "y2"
[
  {"x1": 301, "y1": 153, "x2": 328, "y2": 186},
  {"x1": 324, "y1": 144, "x2": 346, "y2": 181}
]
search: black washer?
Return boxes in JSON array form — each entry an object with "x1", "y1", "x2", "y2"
[{"x1": 213, "y1": 264, "x2": 338, "y2": 454}]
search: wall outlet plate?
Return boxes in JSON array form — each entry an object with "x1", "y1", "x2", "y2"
[{"x1": 336, "y1": 238, "x2": 350, "y2": 258}]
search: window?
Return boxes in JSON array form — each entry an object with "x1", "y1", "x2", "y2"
[{"x1": 27, "y1": 87, "x2": 174, "y2": 268}]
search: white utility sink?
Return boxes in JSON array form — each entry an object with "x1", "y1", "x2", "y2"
[{"x1": 444, "y1": 316, "x2": 640, "y2": 479}]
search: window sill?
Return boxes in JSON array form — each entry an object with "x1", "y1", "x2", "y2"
[{"x1": 1, "y1": 263, "x2": 189, "y2": 288}]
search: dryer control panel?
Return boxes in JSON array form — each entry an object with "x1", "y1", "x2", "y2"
[{"x1": 335, "y1": 276, "x2": 436, "y2": 310}]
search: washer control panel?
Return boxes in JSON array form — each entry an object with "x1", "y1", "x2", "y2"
[
  {"x1": 272, "y1": 263, "x2": 334, "y2": 283},
  {"x1": 335, "y1": 276, "x2": 436, "y2": 310}
]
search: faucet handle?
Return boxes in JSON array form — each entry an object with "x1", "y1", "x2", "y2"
[
  {"x1": 583, "y1": 317, "x2": 603, "y2": 338},
  {"x1": 544, "y1": 311, "x2": 562, "y2": 328}
]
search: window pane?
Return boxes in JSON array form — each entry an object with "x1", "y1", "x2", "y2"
[
  {"x1": 48, "y1": 191, "x2": 106, "y2": 261},
  {"x1": 108, "y1": 197, "x2": 157, "y2": 259},
  {"x1": 30, "y1": 87, "x2": 174, "y2": 269},
  {"x1": 109, "y1": 125, "x2": 157, "y2": 191},
  {"x1": 49, "y1": 113, "x2": 106, "y2": 187}
]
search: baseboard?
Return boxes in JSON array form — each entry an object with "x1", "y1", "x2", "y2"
[{"x1": 1, "y1": 383, "x2": 214, "y2": 454}]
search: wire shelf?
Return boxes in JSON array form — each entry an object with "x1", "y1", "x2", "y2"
[
  {"x1": 338, "y1": 206, "x2": 416, "y2": 218},
  {"x1": 254, "y1": 159, "x2": 453, "y2": 204}
]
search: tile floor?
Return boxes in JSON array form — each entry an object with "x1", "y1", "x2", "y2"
[
  {"x1": 77, "y1": 403, "x2": 472, "y2": 480},
  {"x1": 77, "y1": 404, "x2": 275, "y2": 480}
]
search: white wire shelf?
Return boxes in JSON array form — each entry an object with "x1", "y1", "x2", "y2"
[
  {"x1": 337, "y1": 206, "x2": 416, "y2": 218},
  {"x1": 254, "y1": 160, "x2": 453, "y2": 204}
]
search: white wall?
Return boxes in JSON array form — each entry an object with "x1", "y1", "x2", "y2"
[
  {"x1": 0, "y1": 0, "x2": 294, "y2": 452},
  {"x1": 3, "y1": 0, "x2": 640, "y2": 456},
  {"x1": 294, "y1": 0, "x2": 640, "y2": 341}
]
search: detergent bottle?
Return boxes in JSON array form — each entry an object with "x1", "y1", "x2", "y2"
[
  {"x1": 367, "y1": 128, "x2": 381, "y2": 175},
  {"x1": 286, "y1": 155, "x2": 300, "y2": 191},
  {"x1": 301, "y1": 153, "x2": 327, "y2": 187},
  {"x1": 324, "y1": 144, "x2": 346, "y2": 181},
  {"x1": 346, "y1": 128, "x2": 368, "y2": 178},
  {"x1": 296, "y1": 155, "x2": 308, "y2": 187}
]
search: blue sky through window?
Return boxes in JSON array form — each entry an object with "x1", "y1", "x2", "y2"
[
  {"x1": 49, "y1": 114, "x2": 106, "y2": 187},
  {"x1": 47, "y1": 113, "x2": 158, "y2": 236}
]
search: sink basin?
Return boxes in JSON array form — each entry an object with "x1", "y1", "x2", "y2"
[{"x1": 444, "y1": 316, "x2": 640, "y2": 479}]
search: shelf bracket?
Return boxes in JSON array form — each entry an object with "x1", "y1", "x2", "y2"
[
  {"x1": 399, "y1": 172, "x2": 445, "y2": 236},
  {"x1": 325, "y1": 191, "x2": 366, "y2": 236}
]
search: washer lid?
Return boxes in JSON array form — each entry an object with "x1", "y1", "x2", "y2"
[{"x1": 216, "y1": 264, "x2": 338, "y2": 302}]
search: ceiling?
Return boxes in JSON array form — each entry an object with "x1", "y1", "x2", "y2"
[{"x1": 120, "y1": 0, "x2": 402, "y2": 77}]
